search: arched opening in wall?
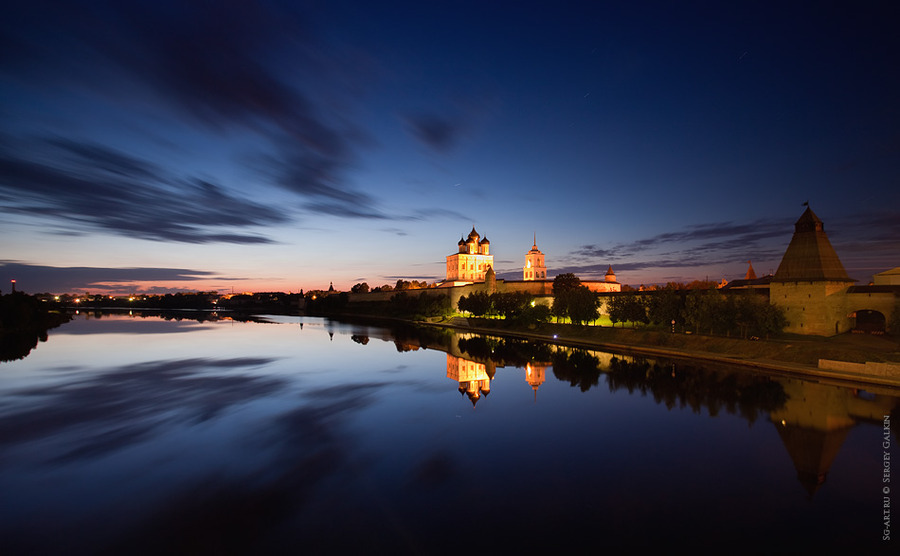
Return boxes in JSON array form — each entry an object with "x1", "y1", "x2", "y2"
[{"x1": 850, "y1": 310, "x2": 886, "y2": 334}]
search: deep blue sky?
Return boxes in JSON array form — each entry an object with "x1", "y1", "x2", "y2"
[{"x1": 1, "y1": 1, "x2": 898, "y2": 294}]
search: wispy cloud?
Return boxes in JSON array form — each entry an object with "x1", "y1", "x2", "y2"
[
  {"x1": 573, "y1": 218, "x2": 791, "y2": 262},
  {"x1": 0, "y1": 138, "x2": 286, "y2": 243},
  {"x1": 0, "y1": 2, "x2": 387, "y2": 233},
  {"x1": 0, "y1": 261, "x2": 231, "y2": 294},
  {"x1": 1, "y1": 2, "x2": 487, "y2": 244},
  {"x1": 563, "y1": 210, "x2": 900, "y2": 283},
  {"x1": 560, "y1": 217, "x2": 795, "y2": 282},
  {"x1": 404, "y1": 113, "x2": 464, "y2": 152}
]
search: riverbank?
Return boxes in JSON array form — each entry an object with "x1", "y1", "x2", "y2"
[
  {"x1": 417, "y1": 317, "x2": 900, "y2": 389},
  {"x1": 1, "y1": 293, "x2": 73, "y2": 361}
]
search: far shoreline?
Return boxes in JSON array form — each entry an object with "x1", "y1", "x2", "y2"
[
  {"x1": 313, "y1": 311, "x2": 900, "y2": 391},
  {"x1": 35, "y1": 305, "x2": 900, "y2": 391}
]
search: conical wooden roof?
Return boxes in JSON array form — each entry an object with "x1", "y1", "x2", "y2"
[{"x1": 773, "y1": 207, "x2": 853, "y2": 282}]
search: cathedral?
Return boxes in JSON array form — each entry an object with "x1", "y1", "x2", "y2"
[{"x1": 446, "y1": 227, "x2": 494, "y2": 283}]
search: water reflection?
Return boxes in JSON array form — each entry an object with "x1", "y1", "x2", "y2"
[
  {"x1": 772, "y1": 379, "x2": 898, "y2": 497},
  {"x1": 0, "y1": 327, "x2": 52, "y2": 362},
  {"x1": 0, "y1": 356, "x2": 284, "y2": 464},
  {"x1": 394, "y1": 329, "x2": 898, "y2": 500},
  {"x1": 1, "y1": 314, "x2": 897, "y2": 552},
  {"x1": 446, "y1": 355, "x2": 492, "y2": 405}
]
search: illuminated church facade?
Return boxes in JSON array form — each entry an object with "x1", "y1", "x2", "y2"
[
  {"x1": 523, "y1": 236, "x2": 546, "y2": 281},
  {"x1": 446, "y1": 227, "x2": 493, "y2": 283}
]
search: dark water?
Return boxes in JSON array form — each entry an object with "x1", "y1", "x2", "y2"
[{"x1": 1, "y1": 313, "x2": 896, "y2": 554}]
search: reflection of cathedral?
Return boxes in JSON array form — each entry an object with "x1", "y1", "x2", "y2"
[
  {"x1": 446, "y1": 227, "x2": 493, "y2": 283},
  {"x1": 447, "y1": 355, "x2": 492, "y2": 406},
  {"x1": 446, "y1": 354, "x2": 549, "y2": 405}
]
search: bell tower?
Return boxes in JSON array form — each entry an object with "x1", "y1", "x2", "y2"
[{"x1": 523, "y1": 235, "x2": 547, "y2": 281}]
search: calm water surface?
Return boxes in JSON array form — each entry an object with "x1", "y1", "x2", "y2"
[{"x1": 1, "y1": 313, "x2": 896, "y2": 553}]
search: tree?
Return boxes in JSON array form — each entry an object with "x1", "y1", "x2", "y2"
[
  {"x1": 567, "y1": 286, "x2": 600, "y2": 325},
  {"x1": 683, "y1": 291, "x2": 724, "y2": 334},
  {"x1": 608, "y1": 293, "x2": 647, "y2": 328},
  {"x1": 551, "y1": 273, "x2": 581, "y2": 322},
  {"x1": 391, "y1": 291, "x2": 451, "y2": 318},
  {"x1": 350, "y1": 282, "x2": 370, "y2": 293},
  {"x1": 623, "y1": 295, "x2": 649, "y2": 327},
  {"x1": 491, "y1": 291, "x2": 534, "y2": 320},
  {"x1": 458, "y1": 291, "x2": 491, "y2": 317},
  {"x1": 647, "y1": 289, "x2": 683, "y2": 327},
  {"x1": 552, "y1": 273, "x2": 581, "y2": 295},
  {"x1": 520, "y1": 303, "x2": 552, "y2": 326}
]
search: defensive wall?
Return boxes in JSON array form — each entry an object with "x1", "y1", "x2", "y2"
[{"x1": 771, "y1": 282, "x2": 898, "y2": 336}]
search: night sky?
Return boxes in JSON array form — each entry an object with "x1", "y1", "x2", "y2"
[{"x1": 2, "y1": 1, "x2": 898, "y2": 294}]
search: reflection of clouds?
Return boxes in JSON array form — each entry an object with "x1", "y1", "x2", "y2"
[
  {"x1": 408, "y1": 451, "x2": 457, "y2": 488},
  {"x1": 107, "y1": 381, "x2": 391, "y2": 552},
  {"x1": 0, "y1": 357, "x2": 283, "y2": 463},
  {"x1": 53, "y1": 317, "x2": 212, "y2": 335}
]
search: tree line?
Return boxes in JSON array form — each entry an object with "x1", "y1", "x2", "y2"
[
  {"x1": 306, "y1": 290, "x2": 451, "y2": 319},
  {"x1": 457, "y1": 291, "x2": 552, "y2": 325},
  {"x1": 457, "y1": 272, "x2": 788, "y2": 339},
  {"x1": 456, "y1": 274, "x2": 600, "y2": 326},
  {"x1": 350, "y1": 279, "x2": 433, "y2": 293},
  {"x1": 606, "y1": 288, "x2": 787, "y2": 339}
]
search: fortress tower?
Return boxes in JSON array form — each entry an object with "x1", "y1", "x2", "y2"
[
  {"x1": 770, "y1": 206, "x2": 855, "y2": 335},
  {"x1": 446, "y1": 227, "x2": 494, "y2": 282},
  {"x1": 523, "y1": 235, "x2": 547, "y2": 281}
]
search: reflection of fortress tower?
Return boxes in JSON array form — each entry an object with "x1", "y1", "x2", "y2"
[
  {"x1": 769, "y1": 378, "x2": 899, "y2": 498},
  {"x1": 523, "y1": 235, "x2": 547, "y2": 281},
  {"x1": 447, "y1": 227, "x2": 494, "y2": 282},
  {"x1": 447, "y1": 355, "x2": 491, "y2": 406}
]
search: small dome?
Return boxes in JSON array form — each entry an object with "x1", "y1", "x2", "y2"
[
  {"x1": 480, "y1": 236, "x2": 490, "y2": 245},
  {"x1": 458, "y1": 237, "x2": 466, "y2": 246}
]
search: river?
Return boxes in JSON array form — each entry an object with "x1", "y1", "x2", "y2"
[{"x1": 0, "y1": 312, "x2": 896, "y2": 553}]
